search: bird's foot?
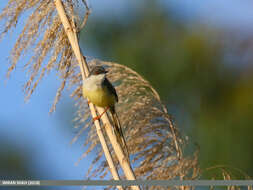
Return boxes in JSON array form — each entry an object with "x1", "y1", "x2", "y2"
[
  {"x1": 93, "y1": 115, "x2": 101, "y2": 122},
  {"x1": 92, "y1": 107, "x2": 110, "y2": 122}
]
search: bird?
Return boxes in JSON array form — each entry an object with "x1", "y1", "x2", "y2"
[{"x1": 82, "y1": 66, "x2": 129, "y2": 158}]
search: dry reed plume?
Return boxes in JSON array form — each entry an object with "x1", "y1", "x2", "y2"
[
  {"x1": 71, "y1": 60, "x2": 199, "y2": 182},
  {"x1": 0, "y1": 0, "x2": 199, "y2": 188}
]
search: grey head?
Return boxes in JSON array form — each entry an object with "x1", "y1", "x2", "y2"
[{"x1": 89, "y1": 66, "x2": 108, "y2": 76}]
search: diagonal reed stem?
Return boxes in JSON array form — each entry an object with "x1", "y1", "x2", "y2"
[{"x1": 54, "y1": 1, "x2": 140, "y2": 190}]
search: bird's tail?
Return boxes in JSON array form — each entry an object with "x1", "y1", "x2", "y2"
[{"x1": 110, "y1": 107, "x2": 129, "y2": 160}]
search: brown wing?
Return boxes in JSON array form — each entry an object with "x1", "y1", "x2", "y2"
[{"x1": 103, "y1": 77, "x2": 118, "y2": 103}]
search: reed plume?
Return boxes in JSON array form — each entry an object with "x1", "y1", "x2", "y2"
[{"x1": 71, "y1": 59, "x2": 199, "y2": 182}]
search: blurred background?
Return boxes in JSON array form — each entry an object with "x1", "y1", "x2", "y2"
[{"x1": 1, "y1": 0, "x2": 253, "y2": 187}]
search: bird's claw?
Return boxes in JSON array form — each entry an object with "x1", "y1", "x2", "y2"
[
  {"x1": 93, "y1": 115, "x2": 101, "y2": 122},
  {"x1": 92, "y1": 107, "x2": 109, "y2": 122}
]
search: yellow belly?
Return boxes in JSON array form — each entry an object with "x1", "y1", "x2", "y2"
[{"x1": 82, "y1": 86, "x2": 116, "y2": 108}]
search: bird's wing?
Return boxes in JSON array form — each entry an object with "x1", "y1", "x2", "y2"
[{"x1": 103, "y1": 77, "x2": 118, "y2": 102}]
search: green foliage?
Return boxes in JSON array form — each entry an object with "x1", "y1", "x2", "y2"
[{"x1": 80, "y1": 1, "x2": 253, "y2": 177}]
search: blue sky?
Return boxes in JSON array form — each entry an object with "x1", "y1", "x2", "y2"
[
  {"x1": 0, "y1": 29, "x2": 91, "y2": 180},
  {"x1": 0, "y1": 3, "x2": 91, "y2": 185},
  {"x1": 165, "y1": 0, "x2": 253, "y2": 32},
  {"x1": 0, "y1": 0, "x2": 253, "y2": 186},
  {"x1": 89, "y1": 0, "x2": 253, "y2": 31}
]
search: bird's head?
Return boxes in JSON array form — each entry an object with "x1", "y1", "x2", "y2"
[{"x1": 89, "y1": 66, "x2": 108, "y2": 76}]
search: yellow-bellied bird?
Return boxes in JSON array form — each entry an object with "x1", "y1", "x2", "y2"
[{"x1": 82, "y1": 66, "x2": 129, "y2": 157}]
